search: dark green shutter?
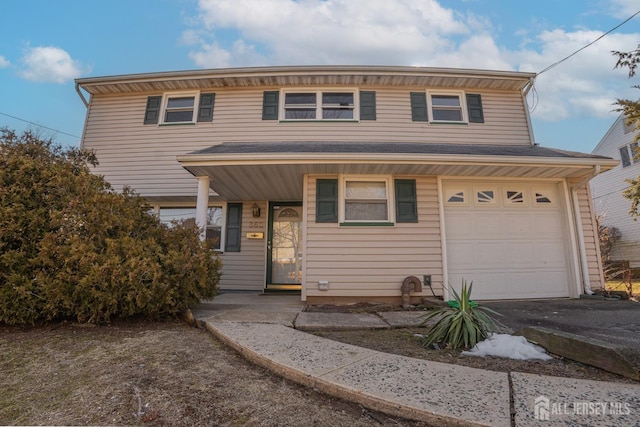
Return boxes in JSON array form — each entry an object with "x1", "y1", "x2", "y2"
[
  {"x1": 410, "y1": 92, "x2": 428, "y2": 122},
  {"x1": 359, "y1": 91, "x2": 376, "y2": 120},
  {"x1": 316, "y1": 179, "x2": 338, "y2": 223},
  {"x1": 197, "y1": 93, "x2": 215, "y2": 122},
  {"x1": 262, "y1": 91, "x2": 279, "y2": 120},
  {"x1": 143, "y1": 96, "x2": 162, "y2": 124},
  {"x1": 395, "y1": 179, "x2": 418, "y2": 223},
  {"x1": 466, "y1": 94, "x2": 484, "y2": 123},
  {"x1": 225, "y1": 203, "x2": 243, "y2": 252}
]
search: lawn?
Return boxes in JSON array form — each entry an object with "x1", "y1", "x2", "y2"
[
  {"x1": 0, "y1": 320, "x2": 428, "y2": 426},
  {"x1": 606, "y1": 281, "x2": 640, "y2": 294}
]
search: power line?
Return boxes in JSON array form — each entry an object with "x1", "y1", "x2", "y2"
[
  {"x1": 0, "y1": 111, "x2": 81, "y2": 139},
  {"x1": 537, "y1": 9, "x2": 640, "y2": 76}
]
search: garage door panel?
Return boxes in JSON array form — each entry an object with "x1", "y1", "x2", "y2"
[
  {"x1": 506, "y1": 242, "x2": 536, "y2": 265},
  {"x1": 534, "y1": 242, "x2": 566, "y2": 267},
  {"x1": 504, "y1": 213, "x2": 534, "y2": 234},
  {"x1": 475, "y1": 242, "x2": 508, "y2": 266},
  {"x1": 450, "y1": 270, "x2": 569, "y2": 300},
  {"x1": 473, "y1": 212, "x2": 503, "y2": 237},
  {"x1": 532, "y1": 212, "x2": 563, "y2": 235},
  {"x1": 445, "y1": 212, "x2": 474, "y2": 237},
  {"x1": 444, "y1": 182, "x2": 569, "y2": 300}
]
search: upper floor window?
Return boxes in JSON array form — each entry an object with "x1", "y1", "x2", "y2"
[
  {"x1": 431, "y1": 94, "x2": 463, "y2": 122},
  {"x1": 410, "y1": 91, "x2": 484, "y2": 124},
  {"x1": 144, "y1": 92, "x2": 215, "y2": 125},
  {"x1": 282, "y1": 90, "x2": 356, "y2": 121},
  {"x1": 619, "y1": 142, "x2": 639, "y2": 168},
  {"x1": 164, "y1": 95, "x2": 196, "y2": 123},
  {"x1": 428, "y1": 91, "x2": 466, "y2": 123}
]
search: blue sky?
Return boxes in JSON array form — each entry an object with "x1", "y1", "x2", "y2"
[{"x1": 0, "y1": 0, "x2": 638, "y2": 151}]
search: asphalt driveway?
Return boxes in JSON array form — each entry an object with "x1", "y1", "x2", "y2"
[{"x1": 483, "y1": 299, "x2": 640, "y2": 355}]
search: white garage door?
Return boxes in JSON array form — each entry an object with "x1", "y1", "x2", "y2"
[{"x1": 443, "y1": 182, "x2": 570, "y2": 300}]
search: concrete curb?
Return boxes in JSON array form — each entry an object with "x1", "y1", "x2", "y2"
[
  {"x1": 205, "y1": 321, "x2": 510, "y2": 426},
  {"x1": 516, "y1": 326, "x2": 640, "y2": 381}
]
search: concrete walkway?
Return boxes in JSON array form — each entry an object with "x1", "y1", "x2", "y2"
[{"x1": 188, "y1": 293, "x2": 640, "y2": 426}]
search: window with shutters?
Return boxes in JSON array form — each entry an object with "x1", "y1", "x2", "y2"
[
  {"x1": 316, "y1": 176, "x2": 416, "y2": 225},
  {"x1": 147, "y1": 91, "x2": 215, "y2": 125},
  {"x1": 281, "y1": 89, "x2": 357, "y2": 121},
  {"x1": 411, "y1": 91, "x2": 483, "y2": 123},
  {"x1": 157, "y1": 206, "x2": 224, "y2": 250}
]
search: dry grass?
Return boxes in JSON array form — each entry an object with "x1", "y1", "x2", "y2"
[
  {"x1": 0, "y1": 320, "x2": 433, "y2": 426},
  {"x1": 606, "y1": 281, "x2": 640, "y2": 295}
]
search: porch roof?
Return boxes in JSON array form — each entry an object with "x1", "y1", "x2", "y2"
[{"x1": 177, "y1": 142, "x2": 618, "y2": 201}]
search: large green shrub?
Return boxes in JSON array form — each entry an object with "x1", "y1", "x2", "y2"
[{"x1": 0, "y1": 129, "x2": 220, "y2": 324}]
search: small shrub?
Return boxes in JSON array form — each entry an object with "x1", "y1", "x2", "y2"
[
  {"x1": 0, "y1": 129, "x2": 220, "y2": 324},
  {"x1": 420, "y1": 280, "x2": 503, "y2": 350}
]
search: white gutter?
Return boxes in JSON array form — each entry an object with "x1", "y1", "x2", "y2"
[
  {"x1": 177, "y1": 152, "x2": 618, "y2": 168},
  {"x1": 570, "y1": 165, "x2": 601, "y2": 295}
]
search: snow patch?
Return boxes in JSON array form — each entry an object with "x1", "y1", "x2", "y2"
[{"x1": 461, "y1": 334, "x2": 552, "y2": 361}]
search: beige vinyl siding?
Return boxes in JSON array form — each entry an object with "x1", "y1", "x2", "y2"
[
  {"x1": 304, "y1": 175, "x2": 443, "y2": 298},
  {"x1": 575, "y1": 185, "x2": 605, "y2": 289},
  {"x1": 590, "y1": 116, "x2": 640, "y2": 267},
  {"x1": 82, "y1": 87, "x2": 532, "y2": 199},
  {"x1": 218, "y1": 201, "x2": 267, "y2": 291}
]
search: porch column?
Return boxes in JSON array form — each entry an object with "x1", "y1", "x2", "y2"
[{"x1": 195, "y1": 176, "x2": 210, "y2": 241}]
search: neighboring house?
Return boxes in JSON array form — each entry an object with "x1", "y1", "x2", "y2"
[
  {"x1": 75, "y1": 66, "x2": 617, "y2": 303},
  {"x1": 591, "y1": 114, "x2": 640, "y2": 268}
]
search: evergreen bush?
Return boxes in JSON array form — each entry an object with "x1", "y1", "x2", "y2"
[{"x1": 0, "y1": 129, "x2": 220, "y2": 324}]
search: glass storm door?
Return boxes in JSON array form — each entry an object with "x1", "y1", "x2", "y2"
[{"x1": 267, "y1": 202, "x2": 302, "y2": 291}]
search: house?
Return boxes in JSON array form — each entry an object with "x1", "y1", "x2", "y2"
[
  {"x1": 75, "y1": 65, "x2": 617, "y2": 303},
  {"x1": 590, "y1": 114, "x2": 640, "y2": 268}
]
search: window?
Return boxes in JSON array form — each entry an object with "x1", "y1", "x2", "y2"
[
  {"x1": 317, "y1": 177, "x2": 416, "y2": 224},
  {"x1": 411, "y1": 92, "x2": 483, "y2": 123},
  {"x1": 164, "y1": 96, "x2": 195, "y2": 123},
  {"x1": 534, "y1": 193, "x2": 552, "y2": 205},
  {"x1": 445, "y1": 188, "x2": 467, "y2": 204},
  {"x1": 619, "y1": 143, "x2": 639, "y2": 168},
  {"x1": 158, "y1": 206, "x2": 223, "y2": 250},
  {"x1": 144, "y1": 92, "x2": 215, "y2": 125},
  {"x1": 475, "y1": 189, "x2": 496, "y2": 204},
  {"x1": 505, "y1": 190, "x2": 525, "y2": 205},
  {"x1": 282, "y1": 90, "x2": 355, "y2": 120},
  {"x1": 431, "y1": 95, "x2": 463, "y2": 121},
  {"x1": 428, "y1": 91, "x2": 466, "y2": 123},
  {"x1": 342, "y1": 178, "x2": 391, "y2": 222}
]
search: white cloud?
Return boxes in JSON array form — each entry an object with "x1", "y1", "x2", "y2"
[
  {"x1": 608, "y1": 0, "x2": 640, "y2": 19},
  {"x1": 184, "y1": 0, "x2": 640, "y2": 125},
  {"x1": 19, "y1": 46, "x2": 88, "y2": 83},
  {"x1": 189, "y1": 39, "x2": 267, "y2": 68},
  {"x1": 0, "y1": 55, "x2": 10, "y2": 68},
  {"x1": 187, "y1": 0, "x2": 474, "y2": 67},
  {"x1": 512, "y1": 30, "x2": 639, "y2": 121}
]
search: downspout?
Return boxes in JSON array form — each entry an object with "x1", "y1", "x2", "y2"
[
  {"x1": 522, "y1": 77, "x2": 537, "y2": 146},
  {"x1": 75, "y1": 82, "x2": 89, "y2": 108},
  {"x1": 570, "y1": 165, "x2": 601, "y2": 295}
]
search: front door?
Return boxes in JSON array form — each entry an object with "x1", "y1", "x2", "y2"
[{"x1": 266, "y1": 202, "x2": 303, "y2": 291}]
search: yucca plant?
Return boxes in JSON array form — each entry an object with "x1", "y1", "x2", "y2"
[{"x1": 420, "y1": 280, "x2": 504, "y2": 350}]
